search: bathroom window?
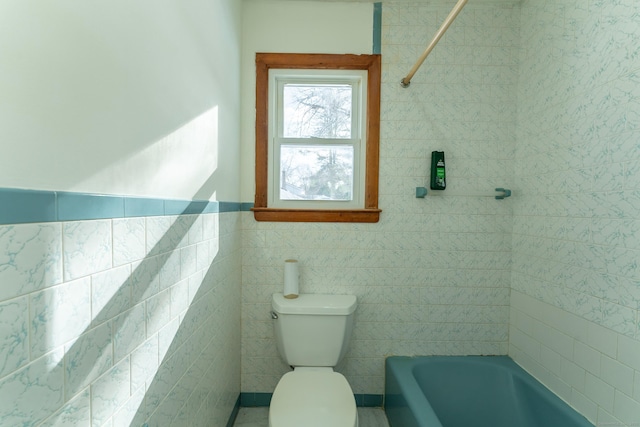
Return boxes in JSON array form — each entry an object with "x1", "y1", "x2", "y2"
[{"x1": 253, "y1": 53, "x2": 381, "y2": 223}]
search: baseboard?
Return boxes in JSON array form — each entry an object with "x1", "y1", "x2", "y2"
[
  {"x1": 225, "y1": 395, "x2": 241, "y2": 427},
  {"x1": 239, "y1": 392, "x2": 383, "y2": 408}
]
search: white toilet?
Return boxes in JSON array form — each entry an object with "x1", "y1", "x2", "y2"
[{"x1": 269, "y1": 293, "x2": 358, "y2": 427}]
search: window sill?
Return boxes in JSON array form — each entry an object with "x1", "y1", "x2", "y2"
[{"x1": 251, "y1": 207, "x2": 381, "y2": 223}]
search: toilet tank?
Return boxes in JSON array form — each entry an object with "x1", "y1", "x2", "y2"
[{"x1": 272, "y1": 293, "x2": 357, "y2": 367}]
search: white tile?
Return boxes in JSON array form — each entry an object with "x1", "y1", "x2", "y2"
[
  {"x1": 64, "y1": 322, "x2": 113, "y2": 398},
  {"x1": 613, "y1": 390, "x2": 640, "y2": 427},
  {"x1": 38, "y1": 388, "x2": 91, "y2": 427},
  {"x1": 585, "y1": 372, "x2": 615, "y2": 412},
  {"x1": 560, "y1": 359, "x2": 586, "y2": 392},
  {"x1": 29, "y1": 278, "x2": 91, "y2": 359},
  {"x1": 63, "y1": 220, "x2": 112, "y2": 281},
  {"x1": 617, "y1": 335, "x2": 640, "y2": 371},
  {"x1": 0, "y1": 223, "x2": 62, "y2": 301},
  {"x1": 574, "y1": 341, "x2": 602, "y2": 376},
  {"x1": 112, "y1": 385, "x2": 146, "y2": 427},
  {"x1": 570, "y1": 389, "x2": 598, "y2": 426},
  {"x1": 113, "y1": 304, "x2": 146, "y2": 362},
  {"x1": 600, "y1": 355, "x2": 634, "y2": 398},
  {"x1": 146, "y1": 288, "x2": 171, "y2": 336},
  {"x1": 587, "y1": 322, "x2": 618, "y2": 359},
  {"x1": 112, "y1": 217, "x2": 146, "y2": 266},
  {"x1": 170, "y1": 279, "x2": 190, "y2": 317},
  {"x1": 91, "y1": 264, "x2": 132, "y2": 327},
  {"x1": 0, "y1": 296, "x2": 29, "y2": 378},
  {"x1": 90, "y1": 356, "x2": 131, "y2": 426},
  {"x1": 130, "y1": 255, "x2": 161, "y2": 302},
  {"x1": 180, "y1": 244, "x2": 198, "y2": 279},
  {"x1": 131, "y1": 336, "x2": 158, "y2": 393},
  {"x1": 159, "y1": 250, "x2": 181, "y2": 290},
  {"x1": 0, "y1": 350, "x2": 64, "y2": 426}
]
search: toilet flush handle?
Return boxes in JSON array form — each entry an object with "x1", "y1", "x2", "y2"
[{"x1": 271, "y1": 311, "x2": 278, "y2": 320}]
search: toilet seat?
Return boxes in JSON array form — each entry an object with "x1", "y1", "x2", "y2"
[{"x1": 269, "y1": 369, "x2": 358, "y2": 427}]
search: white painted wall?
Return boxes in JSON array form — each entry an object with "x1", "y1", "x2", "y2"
[
  {"x1": 0, "y1": 0, "x2": 241, "y2": 201},
  {"x1": 239, "y1": 0, "x2": 374, "y2": 202}
]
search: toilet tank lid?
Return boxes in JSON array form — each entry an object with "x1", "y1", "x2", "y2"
[{"x1": 272, "y1": 293, "x2": 357, "y2": 315}]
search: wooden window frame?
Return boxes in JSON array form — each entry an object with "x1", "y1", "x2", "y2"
[{"x1": 252, "y1": 53, "x2": 381, "y2": 223}]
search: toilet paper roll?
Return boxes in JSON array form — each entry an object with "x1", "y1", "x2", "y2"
[{"x1": 283, "y1": 259, "x2": 299, "y2": 299}]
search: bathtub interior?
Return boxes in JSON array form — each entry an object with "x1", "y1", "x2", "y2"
[
  {"x1": 413, "y1": 359, "x2": 524, "y2": 427},
  {"x1": 384, "y1": 356, "x2": 594, "y2": 427}
]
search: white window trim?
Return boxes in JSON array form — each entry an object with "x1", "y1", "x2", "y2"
[{"x1": 267, "y1": 68, "x2": 368, "y2": 210}]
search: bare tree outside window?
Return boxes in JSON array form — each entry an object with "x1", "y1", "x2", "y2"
[
  {"x1": 283, "y1": 84, "x2": 352, "y2": 138},
  {"x1": 280, "y1": 84, "x2": 355, "y2": 201}
]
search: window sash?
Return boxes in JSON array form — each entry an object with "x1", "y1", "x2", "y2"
[
  {"x1": 268, "y1": 70, "x2": 367, "y2": 209},
  {"x1": 272, "y1": 139, "x2": 362, "y2": 209},
  {"x1": 276, "y1": 76, "x2": 362, "y2": 140}
]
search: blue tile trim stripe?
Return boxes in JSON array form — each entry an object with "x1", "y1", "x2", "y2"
[
  {"x1": 239, "y1": 392, "x2": 383, "y2": 408},
  {"x1": 373, "y1": 2, "x2": 382, "y2": 54},
  {"x1": 240, "y1": 392, "x2": 273, "y2": 407},
  {"x1": 0, "y1": 187, "x2": 251, "y2": 225},
  {"x1": 0, "y1": 188, "x2": 57, "y2": 224},
  {"x1": 240, "y1": 202, "x2": 254, "y2": 212},
  {"x1": 57, "y1": 192, "x2": 125, "y2": 221},
  {"x1": 124, "y1": 197, "x2": 165, "y2": 218}
]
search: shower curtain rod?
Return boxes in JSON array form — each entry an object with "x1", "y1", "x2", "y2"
[{"x1": 401, "y1": 0, "x2": 468, "y2": 88}]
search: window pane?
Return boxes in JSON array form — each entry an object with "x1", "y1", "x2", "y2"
[
  {"x1": 283, "y1": 84, "x2": 352, "y2": 138},
  {"x1": 280, "y1": 145, "x2": 354, "y2": 201}
]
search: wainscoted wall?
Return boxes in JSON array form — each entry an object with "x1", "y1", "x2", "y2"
[
  {"x1": 0, "y1": 200, "x2": 241, "y2": 426},
  {"x1": 1, "y1": 0, "x2": 243, "y2": 425},
  {"x1": 241, "y1": 2, "x2": 519, "y2": 395},
  {"x1": 510, "y1": 0, "x2": 640, "y2": 425}
]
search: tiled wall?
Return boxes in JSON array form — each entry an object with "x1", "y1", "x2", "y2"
[
  {"x1": 510, "y1": 0, "x2": 640, "y2": 425},
  {"x1": 241, "y1": 2, "x2": 519, "y2": 395},
  {"x1": 0, "y1": 210, "x2": 241, "y2": 426}
]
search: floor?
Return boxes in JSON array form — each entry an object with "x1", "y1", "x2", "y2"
[{"x1": 233, "y1": 407, "x2": 390, "y2": 427}]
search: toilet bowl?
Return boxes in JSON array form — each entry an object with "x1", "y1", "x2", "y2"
[
  {"x1": 268, "y1": 293, "x2": 358, "y2": 427},
  {"x1": 269, "y1": 368, "x2": 357, "y2": 427}
]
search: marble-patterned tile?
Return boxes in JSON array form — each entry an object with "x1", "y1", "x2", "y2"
[
  {"x1": 112, "y1": 217, "x2": 146, "y2": 266},
  {"x1": 130, "y1": 255, "x2": 161, "y2": 302},
  {"x1": 30, "y1": 277, "x2": 91, "y2": 359},
  {"x1": 180, "y1": 244, "x2": 198, "y2": 279},
  {"x1": 187, "y1": 214, "x2": 204, "y2": 245},
  {"x1": 159, "y1": 250, "x2": 181, "y2": 291},
  {"x1": 146, "y1": 288, "x2": 171, "y2": 336},
  {"x1": 146, "y1": 216, "x2": 172, "y2": 257},
  {"x1": 170, "y1": 279, "x2": 190, "y2": 317},
  {"x1": 63, "y1": 220, "x2": 112, "y2": 281},
  {"x1": 131, "y1": 336, "x2": 159, "y2": 393},
  {"x1": 0, "y1": 223, "x2": 62, "y2": 302},
  {"x1": 90, "y1": 356, "x2": 131, "y2": 426},
  {"x1": 112, "y1": 385, "x2": 146, "y2": 427},
  {"x1": 64, "y1": 321, "x2": 113, "y2": 399},
  {"x1": 113, "y1": 304, "x2": 146, "y2": 362},
  {"x1": 0, "y1": 349, "x2": 64, "y2": 426},
  {"x1": 0, "y1": 296, "x2": 29, "y2": 378},
  {"x1": 91, "y1": 264, "x2": 132, "y2": 327},
  {"x1": 39, "y1": 387, "x2": 91, "y2": 427}
]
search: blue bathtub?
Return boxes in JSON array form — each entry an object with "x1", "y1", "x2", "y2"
[{"x1": 384, "y1": 356, "x2": 593, "y2": 427}]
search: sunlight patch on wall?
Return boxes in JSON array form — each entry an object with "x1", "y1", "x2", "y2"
[{"x1": 72, "y1": 107, "x2": 220, "y2": 200}]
